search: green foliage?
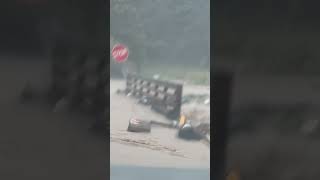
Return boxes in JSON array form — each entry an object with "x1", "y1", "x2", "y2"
[
  {"x1": 110, "y1": 0, "x2": 210, "y2": 68},
  {"x1": 140, "y1": 63, "x2": 210, "y2": 85}
]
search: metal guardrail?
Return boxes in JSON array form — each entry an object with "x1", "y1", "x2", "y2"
[{"x1": 125, "y1": 73, "x2": 183, "y2": 120}]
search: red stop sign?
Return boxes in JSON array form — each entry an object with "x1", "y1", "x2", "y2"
[{"x1": 112, "y1": 44, "x2": 129, "y2": 63}]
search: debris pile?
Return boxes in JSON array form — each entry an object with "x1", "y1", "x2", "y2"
[
  {"x1": 182, "y1": 94, "x2": 210, "y2": 106},
  {"x1": 182, "y1": 105, "x2": 210, "y2": 125},
  {"x1": 126, "y1": 115, "x2": 210, "y2": 145}
]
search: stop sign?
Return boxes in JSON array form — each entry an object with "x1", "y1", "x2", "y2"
[{"x1": 111, "y1": 44, "x2": 129, "y2": 63}]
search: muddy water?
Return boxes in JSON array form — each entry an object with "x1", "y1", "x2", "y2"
[{"x1": 110, "y1": 79, "x2": 210, "y2": 168}]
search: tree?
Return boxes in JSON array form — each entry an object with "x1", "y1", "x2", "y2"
[{"x1": 111, "y1": 0, "x2": 210, "y2": 67}]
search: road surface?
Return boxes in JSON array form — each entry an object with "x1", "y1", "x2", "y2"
[{"x1": 110, "y1": 79, "x2": 210, "y2": 168}]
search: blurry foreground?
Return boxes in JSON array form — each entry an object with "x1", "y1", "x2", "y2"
[
  {"x1": 227, "y1": 76, "x2": 320, "y2": 180},
  {"x1": 0, "y1": 57, "x2": 106, "y2": 179}
]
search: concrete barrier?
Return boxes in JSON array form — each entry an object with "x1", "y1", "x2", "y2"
[{"x1": 125, "y1": 73, "x2": 183, "y2": 120}]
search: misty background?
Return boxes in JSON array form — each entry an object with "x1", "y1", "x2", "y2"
[{"x1": 110, "y1": 0, "x2": 210, "y2": 84}]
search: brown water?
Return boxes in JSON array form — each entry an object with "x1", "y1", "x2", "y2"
[{"x1": 110, "y1": 79, "x2": 210, "y2": 168}]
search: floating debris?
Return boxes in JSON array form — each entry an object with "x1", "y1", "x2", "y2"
[
  {"x1": 127, "y1": 118, "x2": 152, "y2": 133},
  {"x1": 182, "y1": 94, "x2": 210, "y2": 105}
]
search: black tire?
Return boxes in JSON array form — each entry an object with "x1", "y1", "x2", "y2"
[{"x1": 177, "y1": 125, "x2": 203, "y2": 141}]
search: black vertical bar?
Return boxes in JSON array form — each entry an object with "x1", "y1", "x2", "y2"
[
  {"x1": 106, "y1": 0, "x2": 110, "y2": 178},
  {"x1": 174, "y1": 83, "x2": 183, "y2": 119},
  {"x1": 212, "y1": 71, "x2": 233, "y2": 180}
]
